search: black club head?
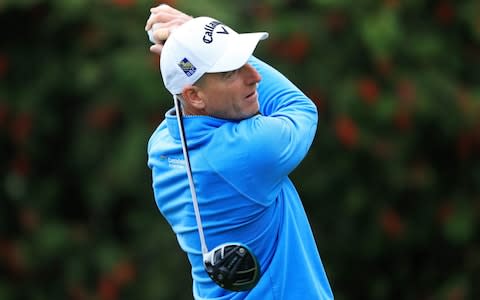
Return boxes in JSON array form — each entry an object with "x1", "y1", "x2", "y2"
[{"x1": 204, "y1": 243, "x2": 260, "y2": 291}]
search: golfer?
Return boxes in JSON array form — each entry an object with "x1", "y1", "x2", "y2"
[{"x1": 146, "y1": 5, "x2": 334, "y2": 299}]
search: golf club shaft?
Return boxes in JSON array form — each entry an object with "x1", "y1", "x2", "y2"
[{"x1": 173, "y1": 95, "x2": 209, "y2": 256}]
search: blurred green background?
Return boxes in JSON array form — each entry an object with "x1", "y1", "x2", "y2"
[{"x1": 1, "y1": 0, "x2": 479, "y2": 299}]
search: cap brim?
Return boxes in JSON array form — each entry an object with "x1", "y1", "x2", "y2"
[{"x1": 208, "y1": 32, "x2": 269, "y2": 73}]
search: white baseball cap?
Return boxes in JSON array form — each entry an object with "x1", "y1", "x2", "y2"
[{"x1": 160, "y1": 16, "x2": 269, "y2": 95}]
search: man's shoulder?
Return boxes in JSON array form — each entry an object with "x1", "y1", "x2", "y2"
[{"x1": 147, "y1": 120, "x2": 171, "y2": 152}]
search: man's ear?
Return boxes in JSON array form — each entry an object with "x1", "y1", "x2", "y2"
[{"x1": 182, "y1": 85, "x2": 205, "y2": 110}]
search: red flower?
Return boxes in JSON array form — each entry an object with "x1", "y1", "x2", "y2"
[
  {"x1": 456, "y1": 88, "x2": 474, "y2": 115},
  {"x1": 0, "y1": 101, "x2": 8, "y2": 128},
  {"x1": 68, "y1": 284, "x2": 89, "y2": 300},
  {"x1": 379, "y1": 208, "x2": 405, "y2": 239},
  {"x1": 10, "y1": 112, "x2": 33, "y2": 145},
  {"x1": 334, "y1": 116, "x2": 359, "y2": 148},
  {"x1": 11, "y1": 154, "x2": 31, "y2": 176},
  {"x1": 325, "y1": 11, "x2": 347, "y2": 33},
  {"x1": 357, "y1": 78, "x2": 380, "y2": 105},
  {"x1": 112, "y1": 260, "x2": 136, "y2": 286},
  {"x1": 456, "y1": 132, "x2": 473, "y2": 160},
  {"x1": 395, "y1": 80, "x2": 417, "y2": 106},
  {"x1": 111, "y1": 0, "x2": 136, "y2": 7},
  {"x1": 250, "y1": 3, "x2": 274, "y2": 21},
  {"x1": 372, "y1": 140, "x2": 394, "y2": 160},
  {"x1": 269, "y1": 33, "x2": 310, "y2": 63},
  {"x1": 149, "y1": 52, "x2": 160, "y2": 70},
  {"x1": 149, "y1": 112, "x2": 165, "y2": 128},
  {"x1": 393, "y1": 109, "x2": 412, "y2": 131},
  {"x1": 375, "y1": 57, "x2": 394, "y2": 77},
  {"x1": 81, "y1": 26, "x2": 104, "y2": 50},
  {"x1": 98, "y1": 276, "x2": 118, "y2": 300},
  {"x1": 437, "y1": 201, "x2": 455, "y2": 225},
  {"x1": 18, "y1": 208, "x2": 40, "y2": 232},
  {"x1": 154, "y1": 0, "x2": 176, "y2": 6},
  {"x1": 287, "y1": 33, "x2": 310, "y2": 62},
  {"x1": 306, "y1": 89, "x2": 325, "y2": 112},
  {"x1": 435, "y1": 2, "x2": 455, "y2": 25},
  {"x1": 85, "y1": 104, "x2": 121, "y2": 130},
  {"x1": 0, "y1": 53, "x2": 8, "y2": 78},
  {"x1": 384, "y1": 0, "x2": 400, "y2": 9},
  {"x1": 446, "y1": 285, "x2": 466, "y2": 300},
  {"x1": 0, "y1": 240, "x2": 27, "y2": 276}
]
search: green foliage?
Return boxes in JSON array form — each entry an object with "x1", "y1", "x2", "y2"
[{"x1": 1, "y1": 0, "x2": 479, "y2": 299}]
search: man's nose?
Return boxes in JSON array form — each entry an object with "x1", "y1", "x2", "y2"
[{"x1": 242, "y1": 63, "x2": 261, "y2": 84}]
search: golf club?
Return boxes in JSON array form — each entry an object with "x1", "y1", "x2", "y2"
[{"x1": 173, "y1": 95, "x2": 260, "y2": 291}]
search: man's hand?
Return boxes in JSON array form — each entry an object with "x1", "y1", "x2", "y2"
[{"x1": 145, "y1": 4, "x2": 193, "y2": 55}]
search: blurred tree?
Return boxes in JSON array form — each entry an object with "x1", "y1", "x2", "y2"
[{"x1": 1, "y1": 0, "x2": 479, "y2": 299}]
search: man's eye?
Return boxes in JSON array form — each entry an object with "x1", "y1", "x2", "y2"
[{"x1": 222, "y1": 69, "x2": 238, "y2": 79}]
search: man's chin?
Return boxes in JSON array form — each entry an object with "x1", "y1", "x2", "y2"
[{"x1": 238, "y1": 110, "x2": 261, "y2": 121}]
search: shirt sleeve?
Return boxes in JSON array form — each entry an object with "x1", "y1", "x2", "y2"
[{"x1": 204, "y1": 56, "x2": 318, "y2": 206}]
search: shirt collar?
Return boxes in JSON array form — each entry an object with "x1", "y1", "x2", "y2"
[{"x1": 165, "y1": 108, "x2": 229, "y2": 141}]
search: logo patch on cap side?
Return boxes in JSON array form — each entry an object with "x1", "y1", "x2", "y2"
[{"x1": 178, "y1": 58, "x2": 197, "y2": 77}]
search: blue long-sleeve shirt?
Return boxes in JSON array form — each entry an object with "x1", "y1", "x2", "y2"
[{"x1": 147, "y1": 56, "x2": 333, "y2": 299}]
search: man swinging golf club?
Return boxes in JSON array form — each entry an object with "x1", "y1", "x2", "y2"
[{"x1": 146, "y1": 4, "x2": 334, "y2": 299}]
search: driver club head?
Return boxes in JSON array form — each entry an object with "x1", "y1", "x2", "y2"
[{"x1": 203, "y1": 243, "x2": 260, "y2": 291}]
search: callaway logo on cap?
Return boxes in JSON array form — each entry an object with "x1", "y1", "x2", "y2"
[
  {"x1": 160, "y1": 16, "x2": 269, "y2": 95},
  {"x1": 202, "y1": 20, "x2": 229, "y2": 43}
]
